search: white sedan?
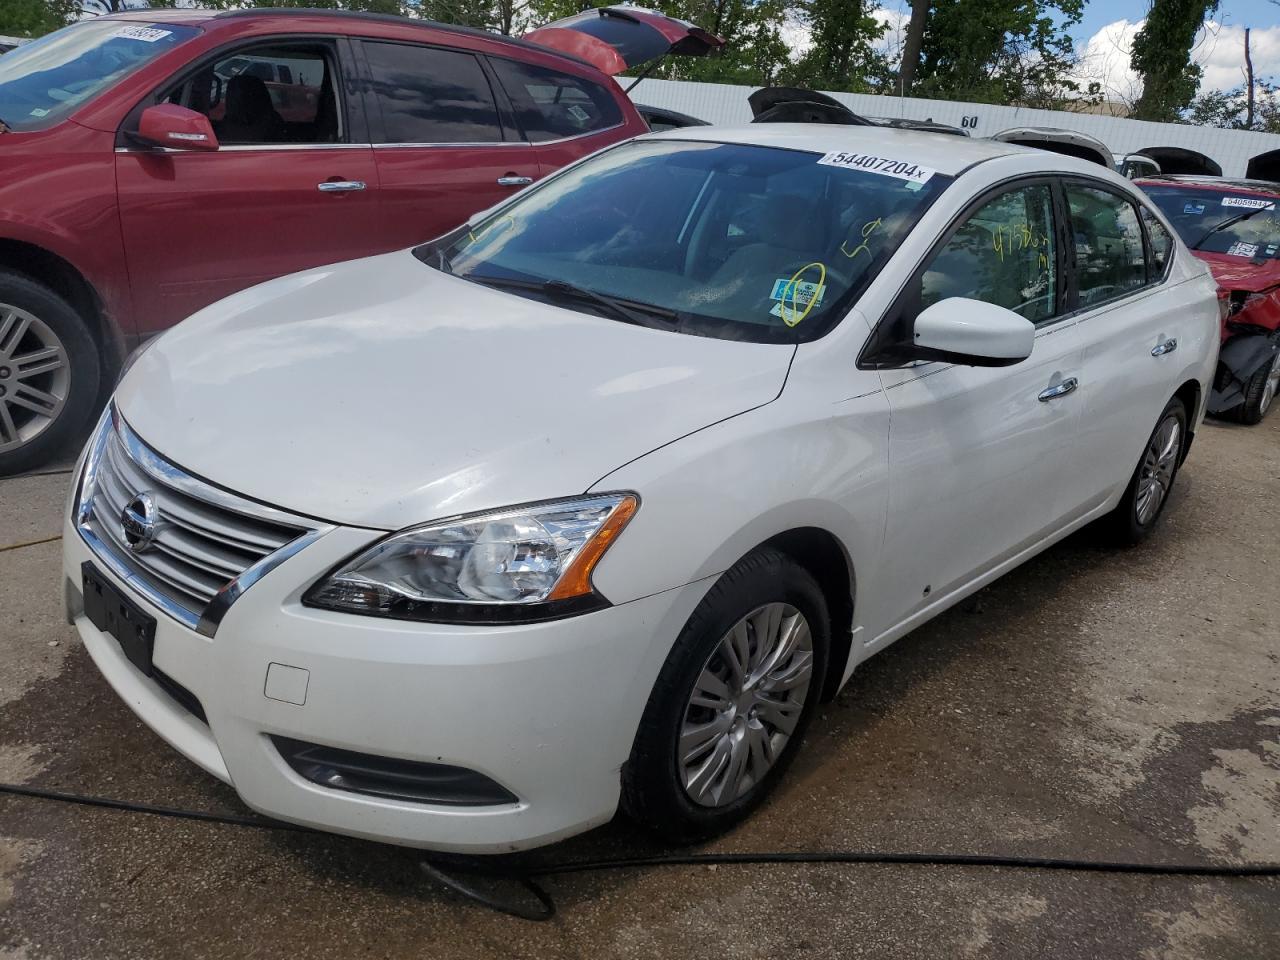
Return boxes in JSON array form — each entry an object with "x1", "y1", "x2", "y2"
[{"x1": 63, "y1": 125, "x2": 1219, "y2": 853}]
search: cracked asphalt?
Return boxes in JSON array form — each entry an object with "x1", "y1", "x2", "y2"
[{"x1": 1, "y1": 413, "x2": 1278, "y2": 959}]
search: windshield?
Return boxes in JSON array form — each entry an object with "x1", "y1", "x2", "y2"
[
  {"x1": 0, "y1": 20, "x2": 198, "y2": 131},
  {"x1": 1143, "y1": 185, "x2": 1280, "y2": 260},
  {"x1": 424, "y1": 139, "x2": 953, "y2": 343}
]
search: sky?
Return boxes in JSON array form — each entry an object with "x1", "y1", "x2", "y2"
[{"x1": 865, "y1": 1, "x2": 1280, "y2": 103}]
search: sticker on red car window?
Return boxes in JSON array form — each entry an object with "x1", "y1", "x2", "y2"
[
  {"x1": 1183, "y1": 202, "x2": 1206, "y2": 215},
  {"x1": 112, "y1": 26, "x2": 172, "y2": 42},
  {"x1": 1227, "y1": 241, "x2": 1260, "y2": 257},
  {"x1": 1222, "y1": 196, "x2": 1276, "y2": 211},
  {"x1": 816, "y1": 151, "x2": 935, "y2": 185}
]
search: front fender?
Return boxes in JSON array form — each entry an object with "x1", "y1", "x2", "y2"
[{"x1": 588, "y1": 386, "x2": 890, "y2": 625}]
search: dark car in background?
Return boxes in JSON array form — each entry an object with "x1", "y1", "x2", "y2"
[
  {"x1": 0, "y1": 6, "x2": 721, "y2": 474},
  {"x1": 1138, "y1": 175, "x2": 1280, "y2": 424}
]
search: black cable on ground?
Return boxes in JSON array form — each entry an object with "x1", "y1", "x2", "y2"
[
  {"x1": 4, "y1": 780, "x2": 1279, "y2": 924},
  {"x1": 0, "y1": 782, "x2": 310, "y2": 833},
  {"x1": 0, "y1": 534, "x2": 62, "y2": 553}
]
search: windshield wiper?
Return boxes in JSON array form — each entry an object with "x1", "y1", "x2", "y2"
[
  {"x1": 468, "y1": 275, "x2": 677, "y2": 328},
  {"x1": 1192, "y1": 206, "x2": 1271, "y2": 250}
]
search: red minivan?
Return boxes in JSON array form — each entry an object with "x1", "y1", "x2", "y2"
[{"x1": 0, "y1": 7, "x2": 720, "y2": 473}]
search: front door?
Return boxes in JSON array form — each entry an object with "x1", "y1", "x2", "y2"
[
  {"x1": 357, "y1": 40, "x2": 539, "y2": 249},
  {"x1": 116, "y1": 39, "x2": 380, "y2": 335},
  {"x1": 867, "y1": 181, "x2": 1085, "y2": 640}
]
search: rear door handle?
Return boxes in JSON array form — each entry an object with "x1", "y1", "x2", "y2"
[
  {"x1": 496, "y1": 175, "x2": 533, "y2": 186},
  {"x1": 317, "y1": 180, "x2": 366, "y2": 193},
  {"x1": 1038, "y1": 377, "x2": 1078, "y2": 402},
  {"x1": 1151, "y1": 338, "x2": 1178, "y2": 357}
]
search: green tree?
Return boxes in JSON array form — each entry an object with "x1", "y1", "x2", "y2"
[
  {"x1": 0, "y1": 0, "x2": 78, "y2": 38},
  {"x1": 910, "y1": 0, "x2": 1090, "y2": 106},
  {"x1": 784, "y1": 0, "x2": 888, "y2": 93},
  {"x1": 1186, "y1": 83, "x2": 1280, "y2": 133},
  {"x1": 1130, "y1": 0, "x2": 1219, "y2": 122}
]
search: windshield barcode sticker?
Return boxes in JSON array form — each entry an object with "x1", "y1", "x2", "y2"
[
  {"x1": 112, "y1": 26, "x2": 172, "y2": 42},
  {"x1": 1222, "y1": 196, "x2": 1275, "y2": 210},
  {"x1": 1227, "y1": 241, "x2": 1260, "y2": 257},
  {"x1": 817, "y1": 151, "x2": 935, "y2": 184}
]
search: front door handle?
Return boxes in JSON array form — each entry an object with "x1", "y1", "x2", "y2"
[
  {"x1": 317, "y1": 180, "x2": 366, "y2": 193},
  {"x1": 1151, "y1": 338, "x2": 1178, "y2": 357},
  {"x1": 497, "y1": 175, "x2": 533, "y2": 187},
  {"x1": 1038, "y1": 377, "x2": 1079, "y2": 402}
]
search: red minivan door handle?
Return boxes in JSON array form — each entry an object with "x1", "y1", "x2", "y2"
[
  {"x1": 317, "y1": 180, "x2": 366, "y2": 193},
  {"x1": 496, "y1": 174, "x2": 534, "y2": 187}
]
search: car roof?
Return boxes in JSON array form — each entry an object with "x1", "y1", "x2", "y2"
[
  {"x1": 1136, "y1": 174, "x2": 1280, "y2": 196},
  {"x1": 648, "y1": 124, "x2": 1027, "y2": 176},
  {"x1": 96, "y1": 8, "x2": 589, "y2": 67}
]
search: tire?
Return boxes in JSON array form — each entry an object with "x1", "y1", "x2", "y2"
[
  {"x1": 621, "y1": 548, "x2": 830, "y2": 842},
  {"x1": 1102, "y1": 396, "x2": 1188, "y2": 546},
  {"x1": 0, "y1": 270, "x2": 100, "y2": 476},
  {"x1": 1231, "y1": 348, "x2": 1280, "y2": 426}
]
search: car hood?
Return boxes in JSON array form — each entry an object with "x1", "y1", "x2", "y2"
[
  {"x1": 116, "y1": 251, "x2": 793, "y2": 530},
  {"x1": 1198, "y1": 252, "x2": 1280, "y2": 293}
]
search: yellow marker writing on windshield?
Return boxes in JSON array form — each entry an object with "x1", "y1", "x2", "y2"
[
  {"x1": 841, "y1": 218, "x2": 883, "y2": 259},
  {"x1": 468, "y1": 215, "x2": 515, "y2": 244},
  {"x1": 779, "y1": 262, "x2": 827, "y2": 327}
]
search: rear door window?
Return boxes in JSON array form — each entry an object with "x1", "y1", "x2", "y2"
[
  {"x1": 1065, "y1": 184, "x2": 1147, "y2": 307},
  {"x1": 488, "y1": 58, "x2": 622, "y2": 142},
  {"x1": 361, "y1": 42, "x2": 503, "y2": 144},
  {"x1": 1141, "y1": 207, "x2": 1173, "y2": 280}
]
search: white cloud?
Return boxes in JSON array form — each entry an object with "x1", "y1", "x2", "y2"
[{"x1": 1075, "y1": 18, "x2": 1280, "y2": 105}]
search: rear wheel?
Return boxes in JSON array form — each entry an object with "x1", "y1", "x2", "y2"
[
  {"x1": 0, "y1": 271, "x2": 99, "y2": 476},
  {"x1": 621, "y1": 548, "x2": 829, "y2": 841},
  {"x1": 1102, "y1": 396, "x2": 1187, "y2": 546},
  {"x1": 1233, "y1": 348, "x2": 1280, "y2": 425}
]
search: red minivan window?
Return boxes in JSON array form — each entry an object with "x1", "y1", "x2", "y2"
[{"x1": 0, "y1": 20, "x2": 198, "y2": 131}]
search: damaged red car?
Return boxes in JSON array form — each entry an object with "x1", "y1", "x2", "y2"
[
  {"x1": 0, "y1": 6, "x2": 721, "y2": 473},
  {"x1": 1139, "y1": 175, "x2": 1280, "y2": 424}
]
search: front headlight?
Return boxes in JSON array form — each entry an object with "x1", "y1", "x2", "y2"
[{"x1": 303, "y1": 493, "x2": 638, "y2": 624}]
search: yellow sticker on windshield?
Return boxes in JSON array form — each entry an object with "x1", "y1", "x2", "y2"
[{"x1": 774, "y1": 263, "x2": 827, "y2": 327}]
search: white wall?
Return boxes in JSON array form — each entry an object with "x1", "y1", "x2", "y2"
[{"x1": 625, "y1": 78, "x2": 1280, "y2": 178}]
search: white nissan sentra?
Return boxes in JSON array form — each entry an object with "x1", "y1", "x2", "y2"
[{"x1": 63, "y1": 125, "x2": 1218, "y2": 853}]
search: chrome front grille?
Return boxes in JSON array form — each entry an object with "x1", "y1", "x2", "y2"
[{"x1": 76, "y1": 408, "x2": 328, "y2": 636}]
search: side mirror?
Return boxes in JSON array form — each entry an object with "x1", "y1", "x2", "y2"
[
  {"x1": 912, "y1": 297, "x2": 1034, "y2": 367},
  {"x1": 135, "y1": 104, "x2": 219, "y2": 152}
]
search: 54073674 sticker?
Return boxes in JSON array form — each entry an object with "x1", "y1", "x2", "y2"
[{"x1": 816, "y1": 151, "x2": 936, "y2": 185}]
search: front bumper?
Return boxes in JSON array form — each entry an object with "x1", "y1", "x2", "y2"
[{"x1": 63, "y1": 518, "x2": 709, "y2": 853}]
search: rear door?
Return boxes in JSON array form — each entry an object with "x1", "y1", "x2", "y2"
[
  {"x1": 356, "y1": 39, "x2": 539, "y2": 248},
  {"x1": 116, "y1": 37, "x2": 381, "y2": 336},
  {"x1": 486, "y1": 56, "x2": 635, "y2": 177},
  {"x1": 1057, "y1": 180, "x2": 1199, "y2": 515}
]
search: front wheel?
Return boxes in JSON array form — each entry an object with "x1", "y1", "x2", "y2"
[
  {"x1": 621, "y1": 548, "x2": 829, "y2": 842},
  {"x1": 1102, "y1": 396, "x2": 1187, "y2": 546},
  {"x1": 0, "y1": 270, "x2": 100, "y2": 476}
]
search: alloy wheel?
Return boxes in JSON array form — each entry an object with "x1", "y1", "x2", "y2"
[
  {"x1": 0, "y1": 304, "x2": 70, "y2": 455},
  {"x1": 1134, "y1": 414, "x2": 1181, "y2": 526},
  {"x1": 1260, "y1": 351, "x2": 1280, "y2": 416},
  {"x1": 678, "y1": 602, "x2": 815, "y2": 808}
]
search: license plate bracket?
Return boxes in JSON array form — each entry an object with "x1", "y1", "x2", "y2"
[{"x1": 82, "y1": 562, "x2": 156, "y2": 676}]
